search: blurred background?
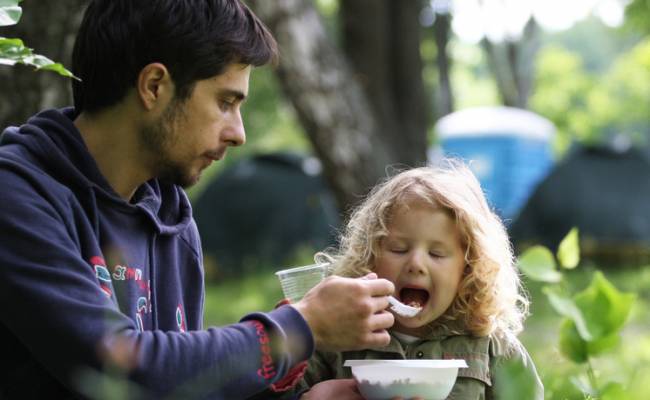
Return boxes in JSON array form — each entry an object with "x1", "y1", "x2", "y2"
[{"x1": 2, "y1": 0, "x2": 649, "y2": 398}]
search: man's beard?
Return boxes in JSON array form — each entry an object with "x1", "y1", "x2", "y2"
[{"x1": 139, "y1": 99, "x2": 199, "y2": 188}]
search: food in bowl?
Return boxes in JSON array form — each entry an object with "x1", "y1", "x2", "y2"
[{"x1": 344, "y1": 359, "x2": 468, "y2": 400}]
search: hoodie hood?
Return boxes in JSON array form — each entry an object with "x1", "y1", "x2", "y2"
[{"x1": 0, "y1": 108, "x2": 192, "y2": 235}]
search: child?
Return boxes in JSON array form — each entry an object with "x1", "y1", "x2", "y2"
[{"x1": 300, "y1": 159, "x2": 544, "y2": 399}]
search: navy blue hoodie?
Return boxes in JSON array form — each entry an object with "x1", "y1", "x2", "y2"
[{"x1": 0, "y1": 108, "x2": 313, "y2": 399}]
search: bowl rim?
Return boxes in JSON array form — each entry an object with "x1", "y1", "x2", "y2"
[{"x1": 344, "y1": 359, "x2": 468, "y2": 368}]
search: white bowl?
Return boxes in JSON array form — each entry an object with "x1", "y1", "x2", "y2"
[{"x1": 344, "y1": 359, "x2": 468, "y2": 400}]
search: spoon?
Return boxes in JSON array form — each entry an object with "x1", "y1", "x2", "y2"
[{"x1": 387, "y1": 295, "x2": 421, "y2": 318}]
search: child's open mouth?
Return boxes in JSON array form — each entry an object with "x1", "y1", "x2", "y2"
[{"x1": 399, "y1": 287, "x2": 430, "y2": 309}]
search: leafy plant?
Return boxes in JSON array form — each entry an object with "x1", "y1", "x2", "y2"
[
  {"x1": 531, "y1": 38, "x2": 650, "y2": 154},
  {"x1": 0, "y1": 0, "x2": 77, "y2": 78},
  {"x1": 518, "y1": 228, "x2": 637, "y2": 399}
]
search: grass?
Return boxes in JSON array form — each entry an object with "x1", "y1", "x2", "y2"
[
  {"x1": 203, "y1": 264, "x2": 650, "y2": 399},
  {"x1": 203, "y1": 272, "x2": 283, "y2": 327}
]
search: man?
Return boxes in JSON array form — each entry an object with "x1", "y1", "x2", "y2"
[{"x1": 0, "y1": 1, "x2": 394, "y2": 398}]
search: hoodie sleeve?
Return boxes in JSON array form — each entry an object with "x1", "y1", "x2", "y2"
[{"x1": 0, "y1": 168, "x2": 314, "y2": 399}]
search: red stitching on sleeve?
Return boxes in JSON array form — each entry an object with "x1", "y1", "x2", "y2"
[{"x1": 270, "y1": 361, "x2": 308, "y2": 392}]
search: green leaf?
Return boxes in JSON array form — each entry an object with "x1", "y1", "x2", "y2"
[
  {"x1": 517, "y1": 245, "x2": 562, "y2": 282},
  {"x1": 39, "y1": 62, "x2": 76, "y2": 78},
  {"x1": 574, "y1": 271, "x2": 636, "y2": 340},
  {"x1": 0, "y1": 0, "x2": 22, "y2": 26},
  {"x1": 557, "y1": 227, "x2": 580, "y2": 269},
  {"x1": 569, "y1": 374, "x2": 597, "y2": 397},
  {"x1": 0, "y1": 37, "x2": 24, "y2": 49},
  {"x1": 586, "y1": 332, "x2": 620, "y2": 356},
  {"x1": 493, "y1": 357, "x2": 541, "y2": 400},
  {"x1": 600, "y1": 382, "x2": 632, "y2": 400},
  {"x1": 559, "y1": 319, "x2": 588, "y2": 363},
  {"x1": 0, "y1": 37, "x2": 78, "y2": 79},
  {"x1": 557, "y1": 272, "x2": 636, "y2": 362},
  {"x1": 543, "y1": 287, "x2": 593, "y2": 340}
]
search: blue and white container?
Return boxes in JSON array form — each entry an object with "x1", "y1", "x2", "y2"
[{"x1": 433, "y1": 106, "x2": 555, "y2": 221}]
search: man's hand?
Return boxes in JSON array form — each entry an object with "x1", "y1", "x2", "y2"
[
  {"x1": 292, "y1": 273, "x2": 395, "y2": 352},
  {"x1": 300, "y1": 379, "x2": 364, "y2": 400}
]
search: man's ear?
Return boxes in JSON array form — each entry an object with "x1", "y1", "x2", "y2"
[{"x1": 137, "y1": 63, "x2": 173, "y2": 111}]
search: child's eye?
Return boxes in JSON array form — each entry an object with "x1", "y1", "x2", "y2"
[
  {"x1": 429, "y1": 251, "x2": 443, "y2": 258},
  {"x1": 390, "y1": 247, "x2": 408, "y2": 254}
]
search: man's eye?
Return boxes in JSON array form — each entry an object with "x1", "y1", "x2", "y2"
[{"x1": 219, "y1": 99, "x2": 235, "y2": 111}]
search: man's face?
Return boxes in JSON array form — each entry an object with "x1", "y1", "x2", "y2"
[{"x1": 140, "y1": 63, "x2": 251, "y2": 188}]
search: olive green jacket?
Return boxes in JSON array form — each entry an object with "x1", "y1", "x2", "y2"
[
  {"x1": 299, "y1": 329, "x2": 543, "y2": 400},
  {"x1": 249, "y1": 328, "x2": 543, "y2": 399}
]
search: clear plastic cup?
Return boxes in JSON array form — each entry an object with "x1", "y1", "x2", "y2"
[{"x1": 275, "y1": 262, "x2": 332, "y2": 303}]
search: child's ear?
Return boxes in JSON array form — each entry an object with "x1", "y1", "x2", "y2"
[{"x1": 464, "y1": 265, "x2": 471, "y2": 274}]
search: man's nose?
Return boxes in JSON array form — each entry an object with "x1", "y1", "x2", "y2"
[{"x1": 224, "y1": 110, "x2": 246, "y2": 146}]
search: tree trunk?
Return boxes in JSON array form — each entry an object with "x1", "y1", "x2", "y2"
[
  {"x1": 433, "y1": 12, "x2": 454, "y2": 117},
  {"x1": 248, "y1": 0, "x2": 430, "y2": 211},
  {"x1": 0, "y1": 0, "x2": 89, "y2": 127},
  {"x1": 340, "y1": 0, "x2": 429, "y2": 165},
  {"x1": 248, "y1": 0, "x2": 400, "y2": 211},
  {"x1": 481, "y1": 17, "x2": 540, "y2": 109}
]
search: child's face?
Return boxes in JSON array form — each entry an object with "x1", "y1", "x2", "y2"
[{"x1": 374, "y1": 199, "x2": 465, "y2": 336}]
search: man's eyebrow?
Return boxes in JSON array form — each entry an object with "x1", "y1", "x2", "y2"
[{"x1": 217, "y1": 89, "x2": 247, "y2": 101}]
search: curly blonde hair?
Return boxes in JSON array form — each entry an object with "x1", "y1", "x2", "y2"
[{"x1": 321, "y1": 159, "x2": 529, "y2": 339}]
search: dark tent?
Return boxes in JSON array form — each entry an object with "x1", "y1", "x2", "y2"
[
  {"x1": 509, "y1": 145, "x2": 650, "y2": 266},
  {"x1": 192, "y1": 152, "x2": 340, "y2": 278}
]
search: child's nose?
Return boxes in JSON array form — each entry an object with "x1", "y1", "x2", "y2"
[{"x1": 406, "y1": 251, "x2": 428, "y2": 275}]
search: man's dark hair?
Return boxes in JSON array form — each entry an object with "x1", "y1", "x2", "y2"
[{"x1": 71, "y1": 0, "x2": 277, "y2": 114}]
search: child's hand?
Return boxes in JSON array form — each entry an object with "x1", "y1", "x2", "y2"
[
  {"x1": 292, "y1": 273, "x2": 395, "y2": 352},
  {"x1": 300, "y1": 379, "x2": 364, "y2": 399}
]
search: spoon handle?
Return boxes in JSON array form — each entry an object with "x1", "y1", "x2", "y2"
[{"x1": 387, "y1": 295, "x2": 421, "y2": 317}]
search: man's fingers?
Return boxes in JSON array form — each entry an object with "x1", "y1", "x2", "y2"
[
  {"x1": 361, "y1": 272, "x2": 378, "y2": 280},
  {"x1": 361, "y1": 329, "x2": 392, "y2": 348},
  {"x1": 368, "y1": 310, "x2": 395, "y2": 332},
  {"x1": 368, "y1": 294, "x2": 391, "y2": 313},
  {"x1": 363, "y1": 277, "x2": 395, "y2": 296}
]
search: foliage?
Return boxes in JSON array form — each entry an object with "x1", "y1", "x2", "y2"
[
  {"x1": 545, "y1": 16, "x2": 642, "y2": 74},
  {"x1": 0, "y1": 0, "x2": 76, "y2": 78},
  {"x1": 203, "y1": 271, "x2": 284, "y2": 327},
  {"x1": 515, "y1": 228, "x2": 638, "y2": 399},
  {"x1": 494, "y1": 356, "x2": 541, "y2": 400},
  {"x1": 529, "y1": 45, "x2": 594, "y2": 153},
  {"x1": 518, "y1": 245, "x2": 562, "y2": 283},
  {"x1": 449, "y1": 41, "x2": 500, "y2": 108},
  {"x1": 624, "y1": 0, "x2": 650, "y2": 34},
  {"x1": 530, "y1": 37, "x2": 650, "y2": 155},
  {"x1": 557, "y1": 226, "x2": 580, "y2": 269}
]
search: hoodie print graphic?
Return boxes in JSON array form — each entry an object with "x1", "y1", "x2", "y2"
[
  {"x1": 91, "y1": 256, "x2": 153, "y2": 332},
  {"x1": 176, "y1": 304, "x2": 186, "y2": 332},
  {"x1": 91, "y1": 256, "x2": 114, "y2": 298}
]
